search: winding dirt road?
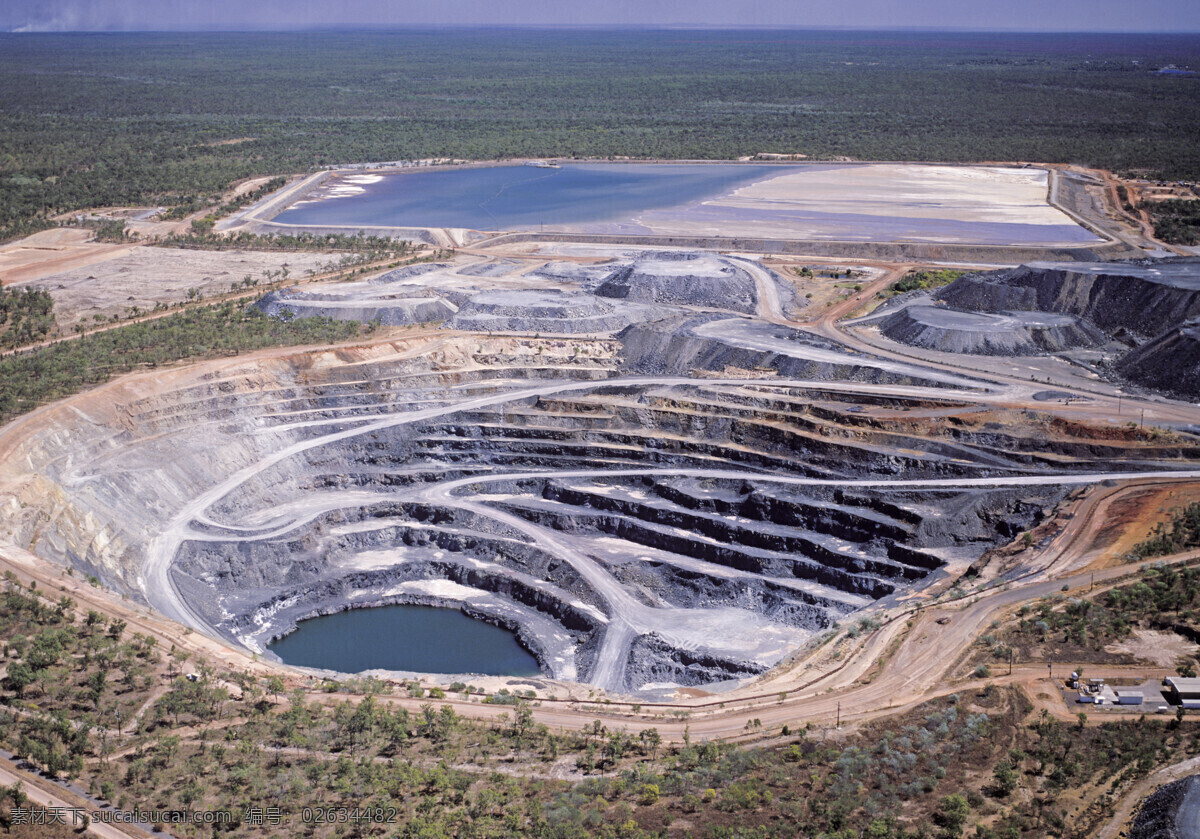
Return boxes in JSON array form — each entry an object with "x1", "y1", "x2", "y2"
[{"x1": 4, "y1": 200, "x2": 1200, "y2": 836}]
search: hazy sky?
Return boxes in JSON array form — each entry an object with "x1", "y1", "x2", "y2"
[{"x1": 3, "y1": 0, "x2": 1198, "y2": 33}]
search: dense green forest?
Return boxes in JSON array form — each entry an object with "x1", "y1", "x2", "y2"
[
  {"x1": 0, "y1": 286, "x2": 54, "y2": 350},
  {"x1": 0, "y1": 303, "x2": 370, "y2": 424},
  {"x1": 1147, "y1": 198, "x2": 1200, "y2": 245},
  {"x1": 2, "y1": 30, "x2": 1200, "y2": 241}
]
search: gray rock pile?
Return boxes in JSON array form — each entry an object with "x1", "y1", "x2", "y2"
[
  {"x1": 937, "y1": 259, "x2": 1200, "y2": 339},
  {"x1": 879, "y1": 305, "x2": 1106, "y2": 356},
  {"x1": 595, "y1": 252, "x2": 759, "y2": 313},
  {"x1": 877, "y1": 257, "x2": 1200, "y2": 399},
  {"x1": 1129, "y1": 774, "x2": 1199, "y2": 839},
  {"x1": 448, "y1": 289, "x2": 656, "y2": 334},
  {"x1": 1116, "y1": 319, "x2": 1200, "y2": 399}
]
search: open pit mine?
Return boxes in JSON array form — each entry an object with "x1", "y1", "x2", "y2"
[{"x1": 4, "y1": 245, "x2": 1200, "y2": 699}]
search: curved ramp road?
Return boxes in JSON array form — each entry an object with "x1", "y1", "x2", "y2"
[
  {"x1": 120, "y1": 243, "x2": 1200, "y2": 691},
  {"x1": 138, "y1": 371, "x2": 1016, "y2": 635},
  {"x1": 5, "y1": 241, "x2": 1196, "y2": 697},
  {"x1": 146, "y1": 447, "x2": 1200, "y2": 689}
]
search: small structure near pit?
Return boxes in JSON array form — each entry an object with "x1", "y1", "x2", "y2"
[{"x1": 1165, "y1": 676, "x2": 1200, "y2": 708}]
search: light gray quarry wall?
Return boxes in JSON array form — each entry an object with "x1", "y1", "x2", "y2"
[
  {"x1": 477, "y1": 231, "x2": 1137, "y2": 263},
  {"x1": 618, "y1": 315, "x2": 948, "y2": 388},
  {"x1": 256, "y1": 290, "x2": 454, "y2": 325}
]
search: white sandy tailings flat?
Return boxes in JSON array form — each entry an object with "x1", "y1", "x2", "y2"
[{"x1": 719, "y1": 164, "x2": 1070, "y2": 225}]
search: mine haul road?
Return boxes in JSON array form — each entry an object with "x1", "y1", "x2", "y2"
[
  {"x1": 126, "y1": 236, "x2": 1200, "y2": 703},
  {"x1": 0, "y1": 755, "x2": 156, "y2": 839},
  {"x1": 5, "y1": 214, "x2": 1200, "y2": 839},
  {"x1": 137, "y1": 359, "x2": 1200, "y2": 692},
  {"x1": 139, "y1": 367, "x2": 1016, "y2": 645},
  {"x1": 141, "y1": 385, "x2": 1200, "y2": 699}
]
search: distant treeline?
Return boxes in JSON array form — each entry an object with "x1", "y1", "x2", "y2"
[
  {"x1": 2, "y1": 30, "x2": 1199, "y2": 243},
  {"x1": 159, "y1": 230, "x2": 417, "y2": 254}
]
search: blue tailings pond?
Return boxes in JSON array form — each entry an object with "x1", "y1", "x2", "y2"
[
  {"x1": 270, "y1": 161, "x2": 1101, "y2": 245},
  {"x1": 268, "y1": 604, "x2": 542, "y2": 677},
  {"x1": 273, "y1": 163, "x2": 778, "y2": 230}
]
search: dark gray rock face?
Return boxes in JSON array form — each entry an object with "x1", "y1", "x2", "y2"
[
  {"x1": 619, "y1": 315, "x2": 951, "y2": 388},
  {"x1": 1117, "y1": 319, "x2": 1200, "y2": 400},
  {"x1": 448, "y1": 289, "x2": 655, "y2": 334},
  {"x1": 1129, "y1": 775, "x2": 1200, "y2": 839},
  {"x1": 626, "y1": 634, "x2": 767, "y2": 687},
  {"x1": 937, "y1": 259, "x2": 1200, "y2": 340},
  {"x1": 595, "y1": 252, "x2": 760, "y2": 313},
  {"x1": 879, "y1": 305, "x2": 1107, "y2": 356},
  {"x1": 22, "y1": 249, "x2": 1168, "y2": 697},
  {"x1": 257, "y1": 288, "x2": 454, "y2": 325},
  {"x1": 873, "y1": 258, "x2": 1200, "y2": 400}
]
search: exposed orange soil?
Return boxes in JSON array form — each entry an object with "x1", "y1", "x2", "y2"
[{"x1": 1085, "y1": 482, "x2": 1200, "y2": 567}]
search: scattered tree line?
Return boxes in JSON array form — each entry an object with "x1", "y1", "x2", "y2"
[
  {"x1": 186, "y1": 175, "x2": 288, "y2": 233},
  {"x1": 1148, "y1": 198, "x2": 1200, "y2": 245},
  {"x1": 159, "y1": 229, "x2": 415, "y2": 255},
  {"x1": 0, "y1": 564, "x2": 1197, "y2": 836},
  {"x1": 980, "y1": 563, "x2": 1200, "y2": 680},
  {"x1": 890, "y1": 269, "x2": 966, "y2": 295},
  {"x1": 1135, "y1": 502, "x2": 1200, "y2": 558},
  {"x1": 0, "y1": 302, "x2": 371, "y2": 425}
]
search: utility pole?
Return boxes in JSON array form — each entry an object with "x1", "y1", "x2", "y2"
[{"x1": 836, "y1": 702, "x2": 841, "y2": 729}]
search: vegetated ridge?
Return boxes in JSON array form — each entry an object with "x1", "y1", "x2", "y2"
[
  {"x1": 1134, "y1": 502, "x2": 1200, "y2": 559},
  {"x1": 0, "y1": 570, "x2": 1196, "y2": 838},
  {"x1": 0, "y1": 302, "x2": 375, "y2": 425}
]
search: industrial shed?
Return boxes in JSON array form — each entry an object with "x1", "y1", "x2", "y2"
[{"x1": 1164, "y1": 677, "x2": 1200, "y2": 708}]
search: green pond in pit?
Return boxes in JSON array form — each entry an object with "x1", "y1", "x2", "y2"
[{"x1": 268, "y1": 604, "x2": 542, "y2": 677}]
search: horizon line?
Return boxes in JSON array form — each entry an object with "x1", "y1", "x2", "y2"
[{"x1": 5, "y1": 24, "x2": 1200, "y2": 35}]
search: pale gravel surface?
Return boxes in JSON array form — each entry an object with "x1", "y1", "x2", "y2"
[
  {"x1": 15, "y1": 247, "x2": 335, "y2": 328},
  {"x1": 1106, "y1": 629, "x2": 1200, "y2": 668}
]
